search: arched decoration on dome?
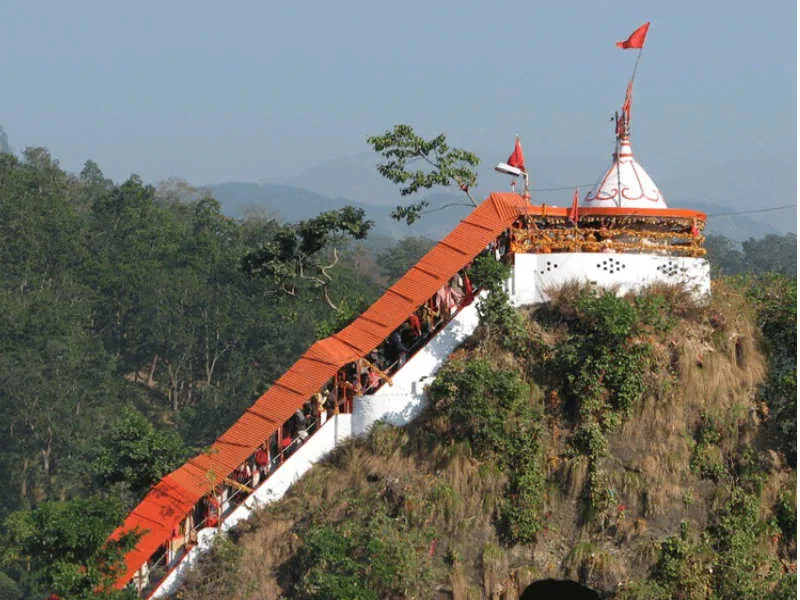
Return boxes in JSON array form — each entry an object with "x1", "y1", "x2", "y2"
[{"x1": 583, "y1": 139, "x2": 667, "y2": 209}]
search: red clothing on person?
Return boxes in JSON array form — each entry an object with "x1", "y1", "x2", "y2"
[
  {"x1": 255, "y1": 448, "x2": 269, "y2": 467},
  {"x1": 280, "y1": 435, "x2": 292, "y2": 450},
  {"x1": 462, "y1": 273, "x2": 474, "y2": 305},
  {"x1": 408, "y1": 313, "x2": 422, "y2": 337},
  {"x1": 205, "y1": 496, "x2": 220, "y2": 527}
]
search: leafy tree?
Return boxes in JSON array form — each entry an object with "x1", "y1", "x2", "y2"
[
  {"x1": 92, "y1": 407, "x2": 187, "y2": 503},
  {"x1": 375, "y1": 236, "x2": 434, "y2": 283},
  {"x1": 240, "y1": 206, "x2": 373, "y2": 309},
  {"x1": 76, "y1": 160, "x2": 113, "y2": 211},
  {"x1": 367, "y1": 124, "x2": 480, "y2": 223},
  {"x1": 705, "y1": 234, "x2": 747, "y2": 276},
  {"x1": 740, "y1": 274, "x2": 797, "y2": 464},
  {"x1": 0, "y1": 125, "x2": 11, "y2": 154},
  {"x1": 705, "y1": 233, "x2": 797, "y2": 278},
  {"x1": 1, "y1": 497, "x2": 136, "y2": 600},
  {"x1": 314, "y1": 295, "x2": 371, "y2": 339},
  {"x1": 742, "y1": 233, "x2": 797, "y2": 277},
  {"x1": 86, "y1": 175, "x2": 184, "y2": 376}
]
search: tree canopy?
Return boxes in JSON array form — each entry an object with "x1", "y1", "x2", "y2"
[
  {"x1": 0, "y1": 147, "x2": 381, "y2": 599},
  {"x1": 367, "y1": 124, "x2": 480, "y2": 224},
  {"x1": 240, "y1": 206, "x2": 373, "y2": 309}
]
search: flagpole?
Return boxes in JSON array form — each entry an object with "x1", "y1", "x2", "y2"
[
  {"x1": 615, "y1": 111, "x2": 622, "y2": 208},
  {"x1": 627, "y1": 46, "x2": 644, "y2": 130},
  {"x1": 630, "y1": 46, "x2": 644, "y2": 83}
]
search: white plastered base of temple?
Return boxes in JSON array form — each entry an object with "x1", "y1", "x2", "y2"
[{"x1": 509, "y1": 252, "x2": 710, "y2": 306}]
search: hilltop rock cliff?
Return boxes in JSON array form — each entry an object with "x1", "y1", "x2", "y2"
[{"x1": 179, "y1": 279, "x2": 796, "y2": 599}]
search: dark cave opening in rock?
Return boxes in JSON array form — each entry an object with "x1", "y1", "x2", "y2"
[{"x1": 520, "y1": 579, "x2": 601, "y2": 600}]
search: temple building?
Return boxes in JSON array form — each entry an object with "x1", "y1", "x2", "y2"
[{"x1": 507, "y1": 92, "x2": 709, "y2": 306}]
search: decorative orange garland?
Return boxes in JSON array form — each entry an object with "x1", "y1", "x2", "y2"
[{"x1": 509, "y1": 225, "x2": 707, "y2": 257}]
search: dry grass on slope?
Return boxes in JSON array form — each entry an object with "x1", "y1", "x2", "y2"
[
  {"x1": 180, "y1": 282, "x2": 792, "y2": 599},
  {"x1": 607, "y1": 281, "x2": 767, "y2": 527}
]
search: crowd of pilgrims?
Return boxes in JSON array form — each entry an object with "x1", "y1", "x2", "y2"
[{"x1": 130, "y1": 238, "x2": 513, "y2": 594}]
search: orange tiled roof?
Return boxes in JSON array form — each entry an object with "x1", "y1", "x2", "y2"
[{"x1": 108, "y1": 192, "x2": 532, "y2": 587}]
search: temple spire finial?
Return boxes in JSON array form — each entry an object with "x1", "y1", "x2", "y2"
[{"x1": 617, "y1": 80, "x2": 633, "y2": 141}]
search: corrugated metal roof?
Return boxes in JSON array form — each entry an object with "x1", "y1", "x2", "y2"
[{"x1": 109, "y1": 192, "x2": 529, "y2": 588}]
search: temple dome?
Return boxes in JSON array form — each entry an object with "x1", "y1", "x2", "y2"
[{"x1": 583, "y1": 138, "x2": 667, "y2": 209}]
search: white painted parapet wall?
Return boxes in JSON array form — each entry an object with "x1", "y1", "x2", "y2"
[
  {"x1": 150, "y1": 414, "x2": 352, "y2": 599},
  {"x1": 351, "y1": 293, "x2": 485, "y2": 436},
  {"x1": 510, "y1": 253, "x2": 710, "y2": 306}
]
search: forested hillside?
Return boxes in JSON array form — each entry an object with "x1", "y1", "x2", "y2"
[
  {"x1": 0, "y1": 149, "x2": 381, "y2": 599},
  {"x1": 0, "y1": 145, "x2": 794, "y2": 599}
]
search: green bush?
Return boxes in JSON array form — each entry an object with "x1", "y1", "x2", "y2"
[
  {"x1": 476, "y1": 288, "x2": 529, "y2": 353},
  {"x1": 571, "y1": 422, "x2": 609, "y2": 459},
  {"x1": 428, "y1": 358, "x2": 545, "y2": 543},
  {"x1": 709, "y1": 489, "x2": 784, "y2": 598},
  {"x1": 468, "y1": 255, "x2": 511, "y2": 293},
  {"x1": 650, "y1": 526, "x2": 713, "y2": 600},
  {"x1": 292, "y1": 507, "x2": 434, "y2": 599},
  {"x1": 553, "y1": 290, "x2": 650, "y2": 427},
  {"x1": 428, "y1": 359, "x2": 529, "y2": 457},
  {"x1": 773, "y1": 489, "x2": 796, "y2": 547},
  {"x1": 740, "y1": 274, "x2": 797, "y2": 464}
]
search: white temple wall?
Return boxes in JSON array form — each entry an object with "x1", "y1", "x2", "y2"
[
  {"x1": 350, "y1": 292, "x2": 485, "y2": 437},
  {"x1": 510, "y1": 253, "x2": 710, "y2": 306}
]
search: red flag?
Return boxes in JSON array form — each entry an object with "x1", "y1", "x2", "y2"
[
  {"x1": 616, "y1": 22, "x2": 650, "y2": 49},
  {"x1": 507, "y1": 137, "x2": 526, "y2": 172},
  {"x1": 569, "y1": 187, "x2": 580, "y2": 223},
  {"x1": 691, "y1": 219, "x2": 699, "y2": 238}
]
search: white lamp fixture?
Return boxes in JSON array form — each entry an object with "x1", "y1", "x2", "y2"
[
  {"x1": 494, "y1": 162, "x2": 530, "y2": 200},
  {"x1": 494, "y1": 162, "x2": 525, "y2": 177}
]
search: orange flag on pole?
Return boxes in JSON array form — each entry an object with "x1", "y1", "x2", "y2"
[
  {"x1": 616, "y1": 22, "x2": 650, "y2": 49},
  {"x1": 507, "y1": 137, "x2": 526, "y2": 172}
]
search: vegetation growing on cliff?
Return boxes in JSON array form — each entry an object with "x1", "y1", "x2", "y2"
[{"x1": 180, "y1": 276, "x2": 796, "y2": 599}]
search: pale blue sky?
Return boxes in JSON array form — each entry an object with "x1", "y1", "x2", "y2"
[{"x1": 1, "y1": 0, "x2": 796, "y2": 196}]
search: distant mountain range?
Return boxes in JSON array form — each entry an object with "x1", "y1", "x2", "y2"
[
  {"x1": 204, "y1": 150, "x2": 794, "y2": 243},
  {"x1": 207, "y1": 181, "x2": 784, "y2": 244}
]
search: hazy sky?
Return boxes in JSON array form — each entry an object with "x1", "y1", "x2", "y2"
[{"x1": 1, "y1": 0, "x2": 796, "y2": 191}]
